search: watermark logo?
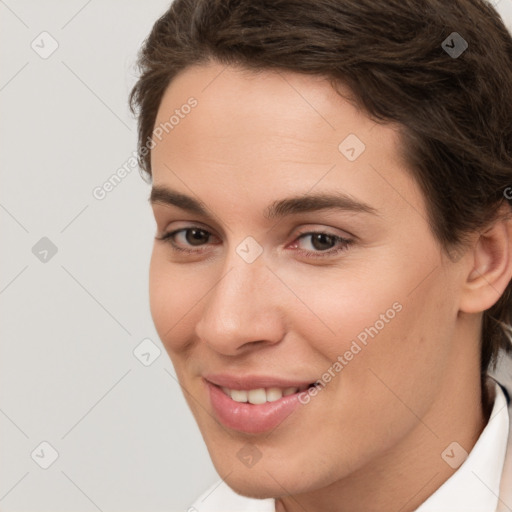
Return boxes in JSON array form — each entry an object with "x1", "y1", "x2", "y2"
[
  {"x1": 31, "y1": 31, "x2": 59, "y2": 59},
  {"x1": 133, "y1": 338, "x2": 161, "y2": 367},
  {"x1": 236, "y1": 236, "x2": 263, "y2": 263},
  {"x1": 338, "y1": 133, "x2": 366, "y2": 162},
  {"x1": 441, "y1": 32, "x2": 468, "y2": 59},
  {"x1": 31, "y1": 441, "x2": 59, "y2": 469},
  {"x1": 441, "y1": 441, "x2": 468, "y2": 469},
  {"x1": 32, "y1": 237, "x2": 58, "y2": 263},
  {"x1": 236, "y1": 443, "x2": 263, "y2": 468}
]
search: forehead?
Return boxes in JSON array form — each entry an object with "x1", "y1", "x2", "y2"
[
  {"x1": 153, "y1": 62, "x2": 389, "y2": 157},
  {"x1": 164, "y1": 63, "x2": 356, "y2": 123},
  {"x1": 150, "y1": 62, "x2": 425, "y2": 222}
]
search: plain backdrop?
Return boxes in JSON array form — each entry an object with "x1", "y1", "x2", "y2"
[{"x1": 1, "y1": 1, "x2": 512, "y2": 511}]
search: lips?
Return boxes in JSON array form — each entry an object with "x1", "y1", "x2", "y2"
[{"x1": 203, "y1": 374, "x2": 318, "y2": 434}]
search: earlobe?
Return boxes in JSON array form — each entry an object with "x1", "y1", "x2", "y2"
[{"x1": 459, "y1": 208, "x2": 512, "y2": 314}]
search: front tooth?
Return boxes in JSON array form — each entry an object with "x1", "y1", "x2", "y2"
[
  {"x1": 248, "y1": 388, "x2": 267, "y2": 405},
  {"x1": 231, "y1": 389, "x2": 248, "y2": 402},
  {"x1": 283, "y1": 387, "x2": 298, "y2": 396},
  {"x1": 266, "y1": 387, "x2": 283, "y2": 402}
]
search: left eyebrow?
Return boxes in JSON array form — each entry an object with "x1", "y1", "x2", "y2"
[
  {"x1": 149, "y1": 185, "x2": 379, "y2": 219},
  {"x1": 264, "y1": 191, "x2": 379, "y2": 219}
]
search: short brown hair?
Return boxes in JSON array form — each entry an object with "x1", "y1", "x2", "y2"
[{"x1": 130, "y1": 0, "x2": 512, "y2": 380}]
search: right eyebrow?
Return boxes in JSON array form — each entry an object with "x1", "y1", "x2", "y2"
[
  {"x1": 148, "y1": 185, "x2": 379, "y2": 219},
  {"x1": 149, "y1": 186, "x2": 208, "y2": 216}
]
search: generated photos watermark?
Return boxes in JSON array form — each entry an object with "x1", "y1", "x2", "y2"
[
  {"x1": 92, "y1": 97, "x2": 198, "y2": 200},
  {"x1": 298, "y1": 301, "x2": 403, "y2": 404}
]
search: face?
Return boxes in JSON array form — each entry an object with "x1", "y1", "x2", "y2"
[{"x1": 148, "y1": 61, "x2": 463, "y2": 497}]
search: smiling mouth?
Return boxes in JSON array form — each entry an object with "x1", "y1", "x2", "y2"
[
  {"x1": 206, "y1": 379, "x2": 320, "y2": 434},
  {"x1": 215, "y1": 383, "x2": 318, "y2": 404}
]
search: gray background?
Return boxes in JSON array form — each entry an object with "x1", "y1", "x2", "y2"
[{"x1": 1, "y1": 1, "x2": 512, "y2": 511}]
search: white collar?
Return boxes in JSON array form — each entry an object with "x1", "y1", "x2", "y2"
[{"x1": 414, "y1": 379, "x2": 509, "y2": 512}]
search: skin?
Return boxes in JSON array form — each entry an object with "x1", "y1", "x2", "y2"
[{"x1": 148, "y1": 61, "x2": 512, "y2": 512}]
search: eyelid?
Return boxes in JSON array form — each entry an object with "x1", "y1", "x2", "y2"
[
  {"x1": 155, "y1": 223, "x2": 351, "y2": 243},
  {"x1": 155, "y1": 224, "x2": 354, "y2": 259},
  {"x1": 292, "y1": 224, "x2": 354, "y2": 240}
]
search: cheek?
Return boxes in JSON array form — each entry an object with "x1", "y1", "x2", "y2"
[
  {"x1": 284, "y1": 259, "x2": 455, "y2": 405},
  {"x1": 148, "y1": 248, "x2": 202, "y2": 353},
  {"x1": 275, "y1": 263, "x2": 407, "y2": 360},
  {"x1": 330, "y1": 271, "x2": 457, "y2": 437}
]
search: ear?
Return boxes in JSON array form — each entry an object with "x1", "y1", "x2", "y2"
[{"x1": 459, "y1": 204, "x2": 512, "y2": 314}]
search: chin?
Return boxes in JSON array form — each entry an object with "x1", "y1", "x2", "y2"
[
  {"x1": 212, "y1": 455, "x2": 316, "y2": 499},
  {"x1": 223, "y1": 473, "x2": 285, "y2": 500}
]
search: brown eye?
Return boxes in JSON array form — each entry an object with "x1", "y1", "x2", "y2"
[
  {"x1": 185, "y1": 228, "x2": 210, "y2": 246},
  {"x1": 291, "y1": 230, "x2": 353, "y2": 259},
  {"x1": 309, "y1": 233, "x2": 336, "y2": 251},
  {"x1": 155, "y1": 226, "x2": 219, "y2": 254}
]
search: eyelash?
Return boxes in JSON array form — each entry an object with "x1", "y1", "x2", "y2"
[{"x1": 155, "y1": 227, "x2": 353, "y2": 259}]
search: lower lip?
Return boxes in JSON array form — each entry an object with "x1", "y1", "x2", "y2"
[{"x1": 205, "y1": 379, "x2": 307, "y2": 434}]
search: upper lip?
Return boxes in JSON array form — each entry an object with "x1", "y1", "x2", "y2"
[{"x1": 203, "y1": 373, "x2": 316, "y2": 390}]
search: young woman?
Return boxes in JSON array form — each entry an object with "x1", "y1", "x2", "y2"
[{"x1": 130, "y1": 0, "x2": 512, "y2": 510}]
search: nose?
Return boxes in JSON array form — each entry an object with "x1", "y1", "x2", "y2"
[{"x1": 194, "y1": 249, "x2": 286, "y2": 356}]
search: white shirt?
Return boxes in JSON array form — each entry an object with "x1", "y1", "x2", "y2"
[{"x1": 189, "y1": 382, "x2": 509, "y2": 512}]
